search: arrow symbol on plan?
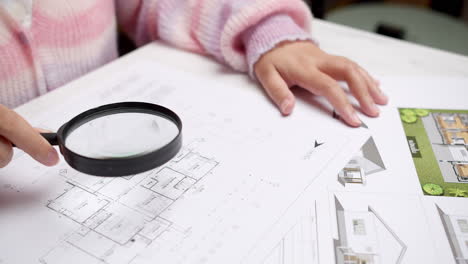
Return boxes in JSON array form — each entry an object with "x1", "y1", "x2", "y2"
[{"x1": 314, "y1": 140, "x2": 324, "y2": 148}]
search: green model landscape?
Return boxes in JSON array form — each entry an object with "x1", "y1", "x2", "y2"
[{"x1": 399, "y1": 108, "x2": 468, "y2": 197}]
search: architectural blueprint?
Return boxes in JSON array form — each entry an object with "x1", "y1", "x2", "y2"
[
  {"x1": 2, "y1": 62, "x2": 467, "y2": 263},
  {"x1": 245, "y1": 77, "x2": 468, "y2": 264},
  {"x1": 0, "y1": 60, "x2": 369, "y2": 264},
  {"x1": 40, "y1": 142, "x2": 218, "y2": 264},
  {"x1": 399, "y1": 108, "x2": 468, "y2": 197}
]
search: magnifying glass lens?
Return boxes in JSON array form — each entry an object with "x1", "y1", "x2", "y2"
[
  {"x1": 65, "y1": 113, "x2": 179, "y2": 159},
  {"x1": 18, "y1": 102, "x2": 183, "y2": 176}
]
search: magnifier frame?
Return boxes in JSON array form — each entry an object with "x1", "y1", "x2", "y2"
[{"x1": 55, "y1": 102, "x2": 182, "y2": 176}]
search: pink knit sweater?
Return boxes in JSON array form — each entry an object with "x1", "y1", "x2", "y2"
[{"x1": 0, "y1": 0, "x2": 313, "y2": 108}]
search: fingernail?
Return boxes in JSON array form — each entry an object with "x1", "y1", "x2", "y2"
[
  {"x1": 381, "y1": 92, "x2": 388, "y2": 101},
  {"x1": 281, "y1": 99, "x2": 293, "y2": 115},
  {"x1": 44, "y1": 148, "x2": 59, "y2": 166},
  {"x1": 347, "y1": 110, "x2": 361, "y2": 126},
  {"x1": 370, "y1": 104, "x2": 380, "y2": 115},
  {"x1": 380, "y1": 92, "x2": 389, "y2": 103}
]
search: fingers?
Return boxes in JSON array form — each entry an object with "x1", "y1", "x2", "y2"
[
  {"x1": 0, "y1": 105, "x2": 59, "y2": 166},
  {"x1": 320, "y1": 56, "x2": 386, "y2": 117},
  {"x1": 0, "y1": 136, "x2": 13, "y2": 168},
  {"x1": 253, "y1": 41, "x2": 388, "y2": 126},
  {"x1": 292, "y1": 69, "x2": 362, "y2": 127},
  {"x1": 357, "y1": 67, "x2": 388, "y2": 105},
  {"x1": 321, "y1": 57, "x2": 377, "y2": 116},
  {"x1": 256, "y1": 65, "x2": 295, "y2": 115}
]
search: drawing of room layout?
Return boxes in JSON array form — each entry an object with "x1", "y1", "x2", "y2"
[
  {"x1": 333, "y1": 196, "x2": 406, "y2": 264},
  {"x1": 437, "y1": 206, "x2": 468, "y2": 264},
  {"x1": 263, "y1": 202, "x2": 319, "y2": 264},
  {"x1": 423, "y1": 113, "x2": 468, "y2": 183},
  {"x1": 40, "y1": 143, "x2": 218, "y2": 264},
  {"x1": 338, "y1": 137, "x2": 386, "y2": 185}
]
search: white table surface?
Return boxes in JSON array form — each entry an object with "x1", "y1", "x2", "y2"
[{"x1": 16, "y1": 19, "x2": 468, "y2": 117}]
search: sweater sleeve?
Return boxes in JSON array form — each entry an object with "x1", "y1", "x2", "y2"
[
  {"x1": 115, "y1": 0, "x2": 313, "y2": 73},
  {"x1": 242, "y1": 14, "x2": 315, "y2": 79}
]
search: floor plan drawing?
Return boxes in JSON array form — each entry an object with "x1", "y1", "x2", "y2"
[
  {"x1": 399, "y1": 109, "x2": 468, "y2": 197},
  {"x1": 39, "y1": 143, "x2": 219, "y2": 264},
  {"x1": 333, "y1": 195, "x2": 407, "y2": 264},
  {"x1": 428, "y1": 113, "x2": 468, "y2": 182},
  {"x1": 263, "y1": 202, "x2": 319, "y2": 264},
  {"x1": 0, "y1": 59, "x2": 380, "y2": 264},
  {"x1": 338, "y1": 137, "x2": 386, "y2": 186}
]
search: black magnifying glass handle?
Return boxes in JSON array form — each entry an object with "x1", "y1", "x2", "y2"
[
  {"x1": 12, "y1": 133, "x2": 58, "y2": 147},
  {"x1": 40, "y1": 133, "x2": 59, "y2": 145}
]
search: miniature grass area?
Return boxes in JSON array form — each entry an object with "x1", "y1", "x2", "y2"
[{"x1": 400, "y1": 108, "x2": 468, "y2": 198}]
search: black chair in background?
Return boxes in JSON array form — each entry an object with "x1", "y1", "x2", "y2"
[
  {"x1": 307, "y1": 0, "x2": 466, "y2": 19},
  {"x1": 308, "y1": 0, "x2": 326, "y2": 19}
]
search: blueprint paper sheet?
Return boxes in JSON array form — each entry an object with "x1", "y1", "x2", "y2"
[
  {"x1": 0, "y1": 60, "x2": 368, "y2": 264},
  {"x1": 246, "y1": 77, "x2": 468, "y2": 264}
]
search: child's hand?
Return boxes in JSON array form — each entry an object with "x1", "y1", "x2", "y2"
[
  {"x1": 0, "y1": 105, "x2": 59, "y2": 168},
  {"x1": 254, "y1": 41, "x2": 388, "y2": 127}
]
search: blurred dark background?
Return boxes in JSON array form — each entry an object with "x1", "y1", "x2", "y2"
[
  {"x1": 306, "y1": 0, "x2": 467, "y2": 20},
  {"x1": 304, "y1": 0, "x2": 468, "y2": 55}
]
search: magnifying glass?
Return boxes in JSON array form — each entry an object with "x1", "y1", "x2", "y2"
[{"x1": 27, "y1": 102, "x2": 182, "y2": 177}]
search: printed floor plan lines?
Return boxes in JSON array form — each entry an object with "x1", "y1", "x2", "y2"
[
  {"x1": 47, "y1": 184, "x2": 110, "y2": 224},
  {"x1": 333, "y1": 196, "x2": 407, "y2": 264},
  {"x1": 40, "y1": 144, "x2": 219, "y2": 264},
  {"x1": 167, "y1": 151, "x2": 219, "y2": 181}
]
